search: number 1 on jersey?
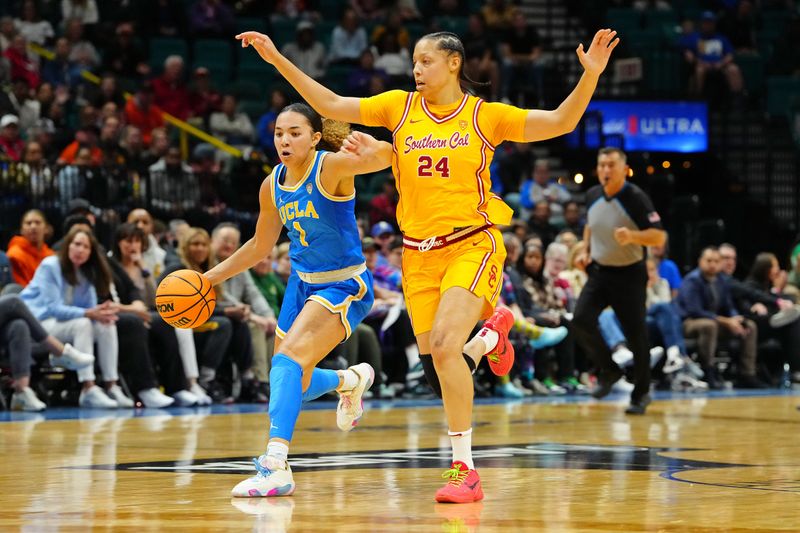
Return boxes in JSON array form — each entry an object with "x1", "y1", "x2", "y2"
[
  {"x1": 293, "y1": 221, "x2": 308, "y2": 246},
  {"x1": 418, "y1": 155, "x2": 450, "y2": 178}
]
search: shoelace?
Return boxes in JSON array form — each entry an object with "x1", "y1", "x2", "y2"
[
  {"x1": 252, "y1": 457, "x2": 274, "y2": 477},
  {"x1": 441, "y1": 466, "x2": 468, "y2": 487},
  {"x1": 487, "y1": 353, "x2": 500, "y2": 364}
]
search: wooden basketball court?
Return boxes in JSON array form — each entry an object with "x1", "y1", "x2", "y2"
[{"x1": 1, "y1": 391, "x2": 799, "y2": 531}]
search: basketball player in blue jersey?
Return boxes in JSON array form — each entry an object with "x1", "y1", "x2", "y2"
[{"x1": 204, "y1": 103, "x2": 391, "y2": 498}]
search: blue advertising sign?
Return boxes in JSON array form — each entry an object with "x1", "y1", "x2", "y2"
[{"x1": 568, "y1": 100, "x2": 708, "y2": 152}]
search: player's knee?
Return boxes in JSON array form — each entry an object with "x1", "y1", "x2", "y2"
[
  {"x1": 428, "y1": 329, "x2": 460, "y2": 362},
  {"x1": 275, "y1": 341, "x2": 315, "y2": 371}
]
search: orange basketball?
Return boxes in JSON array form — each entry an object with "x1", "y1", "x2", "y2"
[{"x1": 155, "y1": 269, "x2": 216, "y2": 329}]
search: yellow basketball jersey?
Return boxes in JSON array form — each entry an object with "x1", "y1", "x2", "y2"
[{"x1": 361, "y1": 90, "x2": 529, "y2": 238}]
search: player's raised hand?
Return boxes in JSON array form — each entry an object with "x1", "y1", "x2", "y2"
[
  {"x1": 577, "y1": 29, "x2": 619, "y2": 76},
  {"x1": 236, "y1": 31, "x2": 280, "y2": 65},
  {"x1": 341, "y1": 131, "x2": 378, "y2": 157}
]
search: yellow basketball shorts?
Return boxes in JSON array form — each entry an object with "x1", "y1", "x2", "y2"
[{"x1": 400, "y1": 227, "x2": 506, "y2": 335}]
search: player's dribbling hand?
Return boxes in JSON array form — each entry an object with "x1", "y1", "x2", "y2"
[
  {"x1": 235, "y1": 31, "x2": 279, "y2": 64},
  {"x1": 577, "y1": 28, "x2": 619, "y2": 76}
]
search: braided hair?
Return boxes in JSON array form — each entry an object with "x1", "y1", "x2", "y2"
[{"x1": 420, "y1": 31, "x2": 490, "y2": 90}]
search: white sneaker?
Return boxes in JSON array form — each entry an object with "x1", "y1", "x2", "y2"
[
  {"x1": 231, "y1": 455, "x2": 295, "y2": 498},
  {"x1": 10, "y1": 387, "x2": 46, "y2": 412},
  {"x1": 189, "y1": 382, "x2": 213, "y2": 405},
  {"x1": 79, "y1": 385, "x2": 118, "y2": 408},
  {"x1": 662, "y1": 347, "x2": 685, "y2": 374},
  {"x1": 107, "y1": 384, "x2": 134, "y2": 408},
  {"x1": 139, "y1": 387, "x2": 175, "y2": 408},
  {"x1": 336, "y1": 363, "x2": 374, "y2": 431},
  {"x1": 612, "y1": 377, "x2": 635, "y2": 393},
  {"x1": 50, "y1": 343, "x2": 94, "y2": 371},
  {"x1": 173, "y1": 389, "x2": 199, "y2": 406},
  {"x1": 649, "y1": 346, "x2": 665, "y2": 368},
  {"x1": 612, "y1": 347, "x2": 634, "y2": 367}
]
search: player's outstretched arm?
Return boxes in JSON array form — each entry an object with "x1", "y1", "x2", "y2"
[
  {"x1": 205, "y1": 177, "x2": 283, "y2": 286},
  {"x1": 522, "y1": 29, "x2": 619, "y2": 143},
  {"x1": 326, "y1": 131, "x2": 393, "y2": 177},
  {"x1": 236, "y1": 31, "x2": 363, "y2": 124}
]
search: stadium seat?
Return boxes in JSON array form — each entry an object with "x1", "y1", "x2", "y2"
[
  {"x1": 235, "y1": 17, "x2": 269, "y2": 35},
  {"x1": 766, "y1": 76, "x2": 800, "y2": 119},
  {"x1": 437, "y1": 16, "x2": 469, "y2": 37},
  {"x1": 149, "y1": 37, "x2": 188, "y2": 71},
  {"x1": 224, "y1": 80, "x2": 264, "y2": 100},
  {"x1": 270, "y1": 19, "x2": 297, "y2": 49},
  {"x1": 193, "y1": 39, "x2": 232, "y2": 67},
  {"x1": 606, "y1": 8, "x2": 642, "y2": 33},
  {"x1": 240, "y1": 99, "x2": 267, "y2": 121},
  {"x1": 644, "y1": 9, "x2": 678, "y2": 31},
  {"x1": 734, "y1": 53, "x2": 764, "y2": 98},
  {"x1": 195, "y1": 60, "x2": 232, "y2": 86}
]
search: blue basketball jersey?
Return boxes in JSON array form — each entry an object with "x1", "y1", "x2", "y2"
[{"x1": 270, "y1": 150, "x2": 364, "y2": 274}]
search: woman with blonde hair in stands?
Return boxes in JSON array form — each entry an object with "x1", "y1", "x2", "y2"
[{"x1": 20, "y1": 226, "x2": 132, "y2": 408}]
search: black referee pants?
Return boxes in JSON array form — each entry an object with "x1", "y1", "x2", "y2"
[{"x1": 572, "y1": 261, "x2": 651, "y2": 401}]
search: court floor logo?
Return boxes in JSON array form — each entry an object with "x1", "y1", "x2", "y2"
[{"x1": 85, "y1": 443, "x2": 749, "y2": 477}]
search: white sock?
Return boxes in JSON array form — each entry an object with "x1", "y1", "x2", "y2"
[
  {"x1": 266, "y1": 441, "x2": 289, "y2": 466},
  {"x1": 337, "y1": 368, "x2": 359, "y2": 392},
  {"x1": 448, "y1": 428, "x2": 474, "y2": 470},
  {"x1": 475, "y1": 328, "x2": 499, "y2": 354},
  {"x1": 405, "y1": 344, "x2": 420, "y2": 368},
  {"x1": 667, "y1": 345, "x2": 681, "y2": 360}
]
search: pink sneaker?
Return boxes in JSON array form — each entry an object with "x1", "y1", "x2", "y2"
[
  {"x1": 482, "y1": 307, "x2": 515, "y2": 376},
  {"x1": 434, "y1": 461, "x2": 484, "y2": 504}
]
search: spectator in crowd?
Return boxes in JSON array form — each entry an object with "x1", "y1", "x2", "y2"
[
  {"x1": 329, "y1": 7, "x2": 368, "y2": 65},
  {"x1": 351, "y1": 0, "x2": 388, "y2": 23},
  {"x1": 650, "y1": 240, "x2": 682, "y2": 298},
  {"x1": 463, "y1": 13, "x2": 500, "y2": 102},
  {"x1": 141, "y1": 0, "x2": 187, "y2": 38},
  {"x1": 369, "y1": 222, "x2": 402, "y2": 291},
  {"x1": 209, "y1": 94, "x2": 255, "y2": 147},
  {"x1": 126, "y1": 208, "x2": 167, "y2": 278},
  {"x1": 561, "y1": 200, "x2": 584, "y2": 235},
  {"x1": 1, "y1": 293, "x2": 95, "y2": 411},
  {"x1": 102, "y1": 22, "x2": 149, "y2": 79},
  {"x1": 520, "y1": 159, "x2": 571, "y2": 224},
  {"x1": 349, "y1": 49, "x2": 389, "y2": 99},
  {"x1": 676, "y1": 246, "x2": 763, "y2": 389},
  {"x1": 0, "y1": 78, "x2": 39, "y2": 132},
  {"x1": 0, "y1": 114, "x2": 24, "y2": 161},
  {"x1": 189, "y1": 67, "x2": 222, "y2": 123},
  {"x1": 58, "y1": 126, "x2": 102, "y2": 165},
  {"x1": 528, "y1": 202, "x2": 557, "y2": 248},
  {"x1": 482, "y1": 0, "x2": 520, "y2": 32},
  {"x1": 105, "y1": 223, "x2": 177, "y2": 408},
  {"x1": 281, "y1": 20, "x2": 327, "y2": 80},
  {"x1": 148, "y1": 146, "x2": 202, "y2": 219},
  {"x1": 63, "y1": 18, "x2": 99, "y2": 69},
  {"x1": 371, "y1": 29, "x2": 412, "y2": 84},
  {"x1": 161, "y1": 227, "x2": 239, "y2": 402},
  {"x1": 250, "y1": 247, "x2": 285, "y2": 318},
  {"x1": 62, "y1": 0, "x2": 99, "y2": 26},
  {"x1": 274, "y1": 242, "x2": 291, "y2": 285},
  {"x1": 719, "y1": 0, "x2": 758, "y2": 53},
  {"x1": 125, "y1": 83, "x2": 164, "y2": 146},
  {"x1": 680, "y1": 11, "x2": 743, "y2": 99},
  {"x1": 41, "y1": 37, "x2": 79, "y2": 89},
  {"x1": 3, "y1": 35, "x2": 39, "y2": 89},
  {"x1": 520, "y1": 242, "x2": 583, "y2": 393},
  {"x1": 6, "y1": 209, "x2": 54, "y2": 287},
  {"x1": 18, "y1": 140, "x2": 59, "y2": 209},
  {"x1": 119, "y1": 125, "x2": 148, "y2": 175},
  {"x1": 0, "y1": 16, "x2": 16, "y2": 52},
  {"x1": 558, "y1": 239, "x2": 589, "y2": 297},
  {"x1": 153, "y1": 55, "x2": 192, "y2": 121},
  {"x1": 744, "y1": 252, "x2": 800, "y2": 386},
  {"x1": 500, "y1": 11, "x2": 544, "y2": 106},
  {"x1": 189, "y1": 0, "x2": 234, "y2": 38},
  {"x1": 368, "y1": 175, "x2": 398, "y2": 227},
  {"x1": 255, "y1": 88, "x2": 288, "y2": 160},
  {"x1": 56, "y1": 146, "x2": 100, "y2": 212},
  {"x1": 14, "y1": 0, "x2": 55, "y2": 46},
  {"x1": 98, "y1": 115, "x2": 124, "y2": 164},
  {"x1": 211, "y1": 222, "x2": 276, "y2": 402},
  {"x1": 90, "y1": 74, "x2": 125, "y2": 109},
  {"x1": 769, "y1": 14, "x2": 800, "y2": 77},
  {"x1": 20, "y1": 226, "x2": 132, "y2": 408}
]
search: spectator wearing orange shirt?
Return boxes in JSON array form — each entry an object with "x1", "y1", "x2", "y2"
[
  {"x1": 6, "y1": 209, "x2": 54, "y2": 287},
  {"x1": 125, "y1": 83, "x2": 164, "y2": 146},
  {"x1": 57, "y1": 126, "x2": 103, "y2": 166}
]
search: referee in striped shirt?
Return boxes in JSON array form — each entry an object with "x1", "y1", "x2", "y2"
[{"x1": 572, "y1": 148, "x2": 667, "y2": 414}]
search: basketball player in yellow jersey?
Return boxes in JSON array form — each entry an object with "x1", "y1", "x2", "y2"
[{"x1": 237, "y1": 26, "x2": 619, "y2": 503}]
